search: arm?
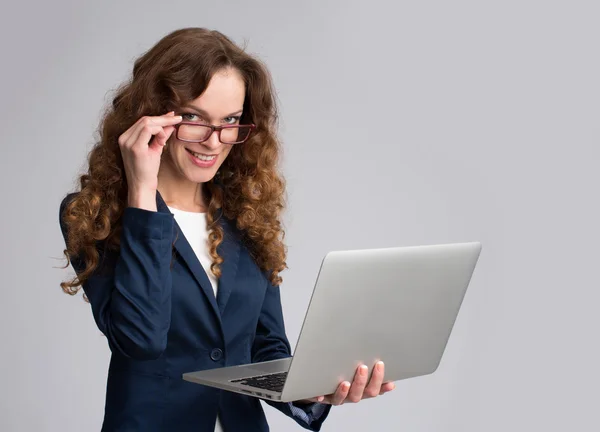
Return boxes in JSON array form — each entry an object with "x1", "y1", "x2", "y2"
[
  {"x1": 251, "y1": 278, "x2": 331, "y2": 431},
  {"x1": 59, "y1": 194, "x2": 175, "y2": 360}
]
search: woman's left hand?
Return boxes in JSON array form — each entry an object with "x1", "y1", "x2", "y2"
[{"x1": 297, "y1": 361, "x2": 395, "y2": 406}]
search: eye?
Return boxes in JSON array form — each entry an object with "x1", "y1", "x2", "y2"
[
  {"x1": 181, "y1": 113, "x2": 206, "y2": 123},
  {"x1": 223, "y1": 116, "x2": 241, "y2": 125}
]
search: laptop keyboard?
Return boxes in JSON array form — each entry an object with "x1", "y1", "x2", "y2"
[{"x1": 230, "y1": 371, "x2": 288, "y2": 392}]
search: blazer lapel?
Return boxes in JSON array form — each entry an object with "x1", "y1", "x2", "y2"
[
  {"x1": 156, "y1": 191, "x2": 222, "y2": 323},
  {"x1": 215, "y1": 217, "x2": 241, "y2": 314}
]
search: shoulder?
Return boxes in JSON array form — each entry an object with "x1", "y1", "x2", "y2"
[
  {"x1": 59, "y1": 192, "x2": 79, "y2": 233},
  {"x1": 59, "y1": 192, "x2": 79, "y2": 214}
]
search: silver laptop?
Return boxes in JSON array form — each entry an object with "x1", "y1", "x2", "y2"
[{"x1": 183, "y1": 241, "x2": 482, "y2": 402}]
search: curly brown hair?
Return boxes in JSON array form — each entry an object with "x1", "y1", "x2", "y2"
[{"x1": 60, "y1": 27, "x2": 287, "y2": 297}]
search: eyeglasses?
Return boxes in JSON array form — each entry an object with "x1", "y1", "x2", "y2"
[{"x1": 173, "y1": 122, "x2": 256, "y2": 145}]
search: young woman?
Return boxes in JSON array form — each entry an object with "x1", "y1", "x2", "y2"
[{"x1": 59, "y1": 27, "x2": 395, "y2": 432}]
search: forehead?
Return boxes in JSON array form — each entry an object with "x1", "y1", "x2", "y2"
[{"x1": 187, "y1": 68, "x2": 246, "y2": 117}]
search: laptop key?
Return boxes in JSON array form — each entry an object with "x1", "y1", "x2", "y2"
[{"x1": 231, "y1": 372, "x2": 288, "y2": 392}]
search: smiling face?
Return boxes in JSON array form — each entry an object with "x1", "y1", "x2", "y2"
[{"x1": 162, "y1": 67, "x2": 246, "y2": 185}]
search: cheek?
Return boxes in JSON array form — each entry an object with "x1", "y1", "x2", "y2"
[
  {"x1": 218, "y1": 146, "x2": 234, "y2": 164},
  {"x1": 173, "y1": 142, "x2": 192, "y2": 163},
  {"x1": 163, "y1": 143, "x2": 189, "y2": 172}
]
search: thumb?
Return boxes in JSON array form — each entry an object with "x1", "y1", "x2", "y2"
[
  {"x1": 149, "y1": 128, "x2": 169, "y2": 152},
  {"x1": 163, "y1": 125, "x2": 176, "y2": 140},
  {"x1": 304, "y1": 396, "x2": 325, "y2": 403}
]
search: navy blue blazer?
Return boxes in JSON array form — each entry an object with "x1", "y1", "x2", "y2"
[{"x1": 59, "y1": 191, "x2": 331, "y2": 431}]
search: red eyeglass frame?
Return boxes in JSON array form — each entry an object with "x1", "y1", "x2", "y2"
[{"x1": 173, "y1": 121, "x2": 257, "y2": 144}]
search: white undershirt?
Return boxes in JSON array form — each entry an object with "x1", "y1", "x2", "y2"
[
  {"x1": 168, "y1": 206, "x2": 218, "y2": 296},
  {"x1": 168, "y1": 206, "x2": 223, "y2": 432}
]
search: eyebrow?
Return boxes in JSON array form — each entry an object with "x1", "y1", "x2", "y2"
[{"x1": 180, "y1": 105, "x2": 243, "y2": 118}]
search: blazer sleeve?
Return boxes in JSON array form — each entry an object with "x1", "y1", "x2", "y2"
[
  {"x1": 251, "y1": 278, "x2": 332, "y2": 431},
  {"x1": 59, "y1": 193, "x2": 176, "y2": 360}
]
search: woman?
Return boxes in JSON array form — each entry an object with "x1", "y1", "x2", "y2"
[{"x1": 59, "y1": 27, "x2": 394, "y2": 432}]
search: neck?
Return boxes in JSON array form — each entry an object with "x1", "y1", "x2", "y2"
[{"x1": 157, "y1": 160, "x2": 207, "y2": 213}]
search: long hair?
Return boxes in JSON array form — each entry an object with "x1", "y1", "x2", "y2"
[{"x1": 60, "y1": 28, "x2": 287, "y2": 296}]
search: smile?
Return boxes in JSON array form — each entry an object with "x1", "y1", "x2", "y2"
[{"x1": 186, "y1": 149, "x2": 217, "y2": 161}]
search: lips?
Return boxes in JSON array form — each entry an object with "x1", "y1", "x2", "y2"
[
  {"x1": 185, "y1": 148, "x2": 217, "y2": 160},
  {"x1": 185, "y1": 148, "x2": 219, "y2": 168}
]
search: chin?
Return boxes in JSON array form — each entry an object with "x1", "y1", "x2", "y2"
[{"x1": 185, "y1": 168, "x2": 218, "y2": 184}]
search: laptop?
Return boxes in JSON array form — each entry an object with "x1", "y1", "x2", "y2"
[{"x1": 183, "y1": 241, "x2": 482, "y2": 402}]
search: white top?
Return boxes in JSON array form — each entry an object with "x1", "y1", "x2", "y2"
[
  {"x1": 168, "y1": 206, "x2": 218, "y2": 297},
  {"x1": 167, "y1": 206, "x2": 223, "y2": 432}
]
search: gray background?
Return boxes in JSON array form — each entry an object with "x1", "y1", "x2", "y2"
[{"x1": 1, "y1": 0, "x2": 598, "y2": 430}]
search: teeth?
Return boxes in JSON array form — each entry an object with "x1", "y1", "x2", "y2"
[{"x1": 189, "y1": 150, "x2": 216, "y2": 161}]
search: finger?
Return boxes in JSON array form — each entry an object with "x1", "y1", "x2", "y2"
[
  {"x1": 162, "y1": 125, "x2": 176, "y2": 144},
  {"x1": 118, "y1": 112, "x2": 177, "y2": 147},
  {"x1": 148, "y1": 128, "x2": 167, "y2": 152},
  {"x1": 120, "y1": 114, "x2": 182, "y2": 149},
  {"x1": 320, "y1": 394, "x2": 334, "y2": 404},
  {"x1": 346, "y1": 364, "x2": 369, "y2": 403},
  {"x1": 125, "y1": 123, "x2": 167, "y2": 153},
  {"x1": 128, "y1": 115, "x2": 180, "y2": 151},
  {"x1": 149, "y1": 125, "x2": 176, "y2": 151},
  {"x1": 330, "y1": 381, "x2": 350, "y2": 406},
  {"x1": 120, "y1": 118, "x2": 164, "y2": 150},
  {"x1": 138, "y1": 113, "x2": 183, "y2": 127},
  {"x1": 363, "y1": 361, "x2": 385, "y2": 398},
  {"x1": 304, "y1": 396, "x2": 326, "y2": 404},
  {"x1": 379, "y1": 381, "x2": 396, "y2": 395}
]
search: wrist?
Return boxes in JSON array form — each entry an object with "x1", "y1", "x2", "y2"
[{"x1": 127, "y1": 187, "x2": 157, "y2": 211}]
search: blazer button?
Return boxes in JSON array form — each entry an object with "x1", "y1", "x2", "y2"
[{"x1": 210, "y1": 348, "x2": 223, "y2": 361}]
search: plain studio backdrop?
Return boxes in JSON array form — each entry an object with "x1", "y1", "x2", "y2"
[{"x1": 1, "y1": 1, "x2": 598, "y2": 431}]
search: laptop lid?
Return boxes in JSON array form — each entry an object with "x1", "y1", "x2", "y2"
[{"x1": 279, "y1": 241, "x2": 482, "y2": 402}]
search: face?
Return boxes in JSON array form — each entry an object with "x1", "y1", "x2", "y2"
[{"x1": 163, "y1": 67, "x2": 246, "y2": 184}]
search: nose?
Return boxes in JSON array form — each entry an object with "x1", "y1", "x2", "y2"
[{"x1": 201, "y1": 128, "x2": 222, "y2": 151}]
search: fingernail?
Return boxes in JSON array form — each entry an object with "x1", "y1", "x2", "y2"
[
  {"x1": 360, "y1": 365, "x2": 368, "y2": 376},
  {"x1": 377, "y1": 361, "x2": 384, "y2": 371},
  {"x1": 343, "y1": 382, "x2": 351, "y2": 390}
]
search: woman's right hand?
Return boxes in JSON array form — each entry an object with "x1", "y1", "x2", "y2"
[{"x1": 118, "y1": 111, "x2": 183, "y2": 209}]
